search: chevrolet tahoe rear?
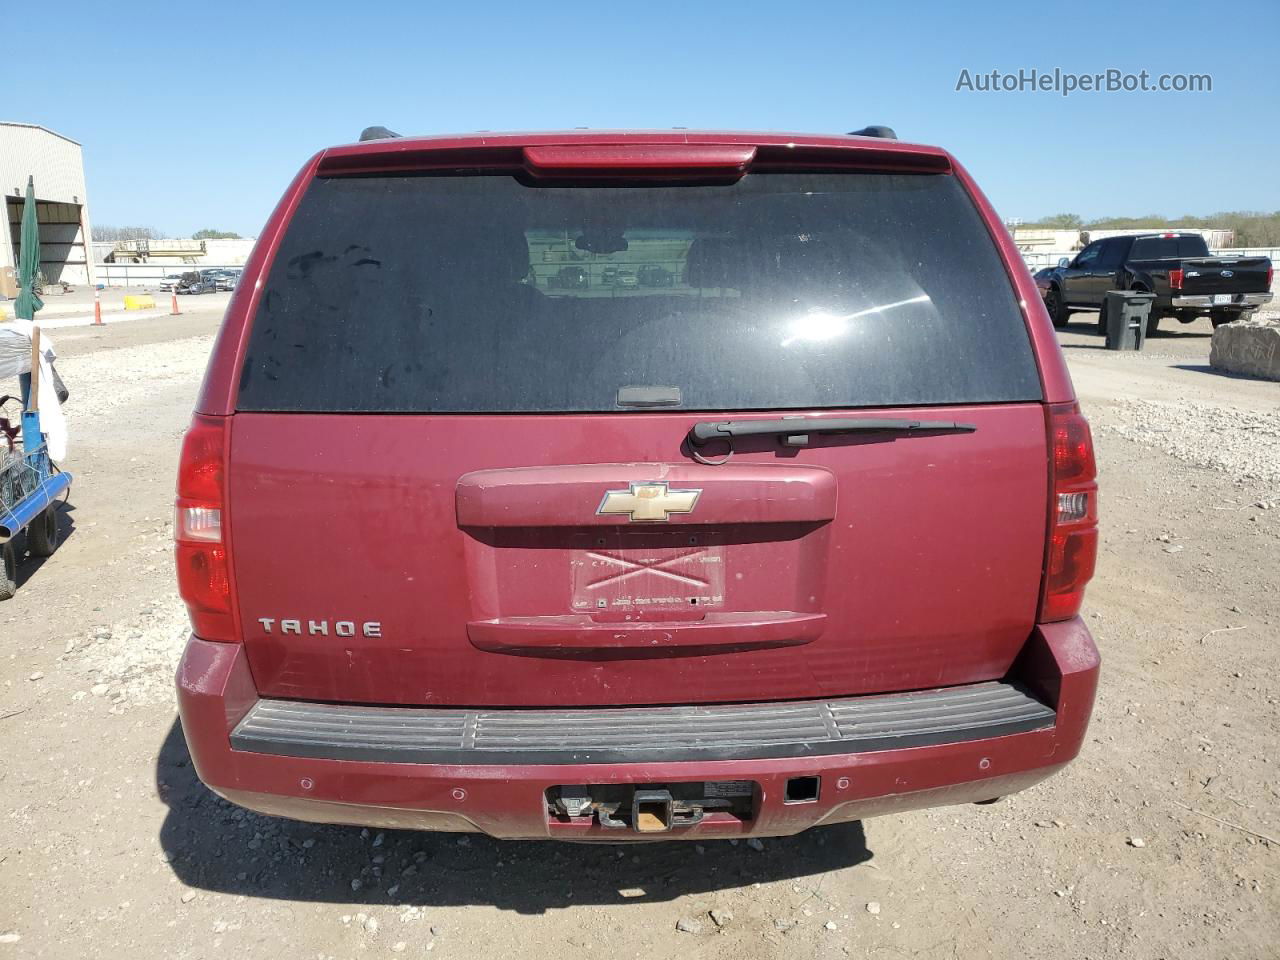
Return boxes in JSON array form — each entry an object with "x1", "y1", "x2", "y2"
[{"x1": 174, "y1": 129, "x2": 1100, "y2": 839}]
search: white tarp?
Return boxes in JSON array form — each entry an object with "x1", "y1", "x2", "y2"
[{"x1": 0, "y1": 321, "x2": 68, "y2": 461}]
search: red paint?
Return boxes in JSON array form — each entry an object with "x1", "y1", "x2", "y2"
[
  {"x1": 456, "y1": 462, "x2": 835, "y2": 527},
  {"x1": 227, "y1": 403, "x2": 1048, "y2": 707},
  {"x1": 177, "y1": 617, "x2": 1098, "y2": 838},
  {"x1": 466, "y1": 611, "x2": 827, "y2": 657},
  {"x1": 311, "y1": 131, "x2": 952, "y2": 178},
  {"x1": 177, "y1": 129, "x2": 1099, "y2": 833}
]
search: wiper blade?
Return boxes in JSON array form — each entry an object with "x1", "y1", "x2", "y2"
[{"x1": 690, "y1": 417, "x2": 977, "y2": 448}]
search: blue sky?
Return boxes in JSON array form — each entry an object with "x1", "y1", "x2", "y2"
[{"x1": 11, "y1": 0, "x2": 1277, "y2": 236}]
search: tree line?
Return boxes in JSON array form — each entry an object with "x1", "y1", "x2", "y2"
[
  {"x1": 1021, "y1": 212, "x2": 1280, "y2": 247},
  {"x1": 92, "y1": 226, "x2": 242, "y2": 241}
]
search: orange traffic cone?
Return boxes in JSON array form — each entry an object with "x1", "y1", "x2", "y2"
[
  {"x1": 92, "y1": 292, "x2": 103, "y2": 326},
  {"x1": 171, "y1": 292, "x2": 181, "y2": 316}
]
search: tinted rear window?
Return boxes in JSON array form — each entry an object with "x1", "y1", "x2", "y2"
[
  {"x1": 237, "y1": 172, "x2": 1041, "y2": 413},
  {"x1": 1129, "y1": 235, "x2": 1210, "y2": 260}
]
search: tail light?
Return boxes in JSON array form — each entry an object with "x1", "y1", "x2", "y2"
[
  {"x1": 175, "y1": 415, "x2": 237, "y2": 641},
  {"x1": 1039, "y1": 403, "x2": 1098, "y2": 622},
  {"x1": 1169, "y1": 268, "x2": 1183, "y2": 290},
  {"x1": 1267, "y1": 266, "x2": 1273, "y2": 288}
]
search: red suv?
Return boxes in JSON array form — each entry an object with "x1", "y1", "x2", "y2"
[{"x1": 175, "y1": 129, "x2": 1099, "y2": 839}]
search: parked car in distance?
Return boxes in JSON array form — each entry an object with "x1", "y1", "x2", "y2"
[
  {"x1": 546, "y1": 266, "x2": 589, "y2": 290},
  {"x1": 599, "y1": 266, "x2": 618, "y2": 286},
  {"x1": 175, "y1": 271, "x2": 217, "y2": 295},
  {"x1": 1040, "y1": 233, "x2": 1273, "y2": 335},
  {"x1": 175, "y1": 128, "x2": 1100, "y2": 841},
  {"x1": 638, "y1": 264, "x2": 675, "y2": 287},
  {"x1": 158, "y1": 273, "x2": 185, "y2": 292},
  {"x1": 198, "y1": 269, "x2": 237, "y2": 291},
  {"x1": 1030, "y1": 267, "x2": 1056, "y2": 306}
]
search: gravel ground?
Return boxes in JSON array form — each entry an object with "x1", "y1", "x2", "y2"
[
  {"x1": 1106, "y1": 399, "x2": 1280, "y2": 493},
  {"x1": 1, "y1": 308, "x2": 1277, "y2": 959}
]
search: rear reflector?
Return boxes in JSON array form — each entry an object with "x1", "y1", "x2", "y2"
[
  {"x1": 175, "y1": 541, "x2": 231, "y2": 620},
  {"x1": 175, "y1": 415, "x2": 236, "y2": 641},
  {"x1": 1040, "y1": 403, "x2": 1098, "y2": 622}
]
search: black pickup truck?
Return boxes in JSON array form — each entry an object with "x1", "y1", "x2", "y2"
[{"x1": 1041, "y1": 233, "x2": 1273, "y2": 335}]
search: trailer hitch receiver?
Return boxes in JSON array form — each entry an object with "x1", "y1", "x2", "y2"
[{"x1": 632, "y1": 789, "x2": 674, "y2": 833}]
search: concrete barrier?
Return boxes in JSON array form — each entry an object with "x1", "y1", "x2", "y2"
[
  {"x1": 122, "y1": 295, "x2": 155, "y2": 310},
  {"x1": 1209, "y1": 320, "x2": 1280, "y2": 381}
]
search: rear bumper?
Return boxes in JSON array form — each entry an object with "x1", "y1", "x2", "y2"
[
  {"x1": 176, "y1": 618, "x2": 1099, "y2": 839},
  {"x1": 1171, "y1": 292, "x2": 1273, "y2": 309}
]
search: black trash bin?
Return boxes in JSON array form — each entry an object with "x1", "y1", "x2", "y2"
[{"x1": 1103, "y1": 290, "x2": 1154, "y2": 351}]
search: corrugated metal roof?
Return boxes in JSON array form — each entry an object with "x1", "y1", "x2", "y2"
[{"x1": 0, "y1": 121, "x2": 81, "y2": 146}]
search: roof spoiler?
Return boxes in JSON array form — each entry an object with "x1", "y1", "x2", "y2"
[
  {"x1": 847, "y1": 126, "x2": 897, "y2": 140},
  {"x1": 359, "y1": 126, "x2": 402, "y2": 142}
]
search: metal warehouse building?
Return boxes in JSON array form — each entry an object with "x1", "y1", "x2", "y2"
[{"x1": 0, "y1": 122, "x2": 95, "y2": 291}]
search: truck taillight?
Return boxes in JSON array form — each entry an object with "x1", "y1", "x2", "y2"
[
  {"x1": 1040, "y1": 403, "x2": 1098, "y2": 622},
  {"x1": 175, "y1": 415, "x2": 236, "y2": 641},
  {"x1": 1169, "y1": 268, "x2": 1183, "y2": 290},
  {"x1": 1267, "y1": 266, "x2": 1274, "y2": 288}
]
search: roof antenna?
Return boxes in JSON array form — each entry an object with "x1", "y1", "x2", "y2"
[
  {"x1": 847, "y1": 126, "x2": 897, "y2": 140},
  {"x1": 359, "y1": 126, "x2": 402, "y2": 142}
]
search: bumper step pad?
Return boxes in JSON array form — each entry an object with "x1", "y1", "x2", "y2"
[{"x1": 231, "y1": 681, "x2": 1054, "y2": 765}]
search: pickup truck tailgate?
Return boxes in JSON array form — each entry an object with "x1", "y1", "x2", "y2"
[{"x1": 1180, "y1": 257, "x2": 1271, "y2": 294}]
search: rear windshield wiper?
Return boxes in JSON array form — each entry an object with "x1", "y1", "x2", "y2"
[{"x1": 690, "y1": 417, "x2": 977, "y2": 448}]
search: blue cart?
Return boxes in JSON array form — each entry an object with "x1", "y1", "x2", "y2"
[{"x1": 1, "y1": 404, "x2": 72, "y2": 599}]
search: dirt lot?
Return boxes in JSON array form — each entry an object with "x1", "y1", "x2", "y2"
[{"x1": 1, "y1": 307, "x2": 1277, "y2": 959}]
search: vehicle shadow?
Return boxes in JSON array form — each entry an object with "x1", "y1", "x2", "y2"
[
  {"x1": 14, "y1": 501, "x2": 77, "y2": 588},
  {"x1": 1058, "y1": 312, "x2": 1216, "y2": 336},
  {"x1": 1171, "y1": 363, "x2": 1270, "y2": 382},
  {"x1": 156, "y1": 721, "x2": 873, "y2": 915},
  {"x1": 157, "y1": 721, "x2": 880, "y2": 916},
  {"x1": 1058, "y1": 324, "x2": 1211, "y2": 349}
]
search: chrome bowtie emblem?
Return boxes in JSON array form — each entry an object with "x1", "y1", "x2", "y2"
[{"x1": 597, "y1": 482, "x2": 701, "y2": 522}]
